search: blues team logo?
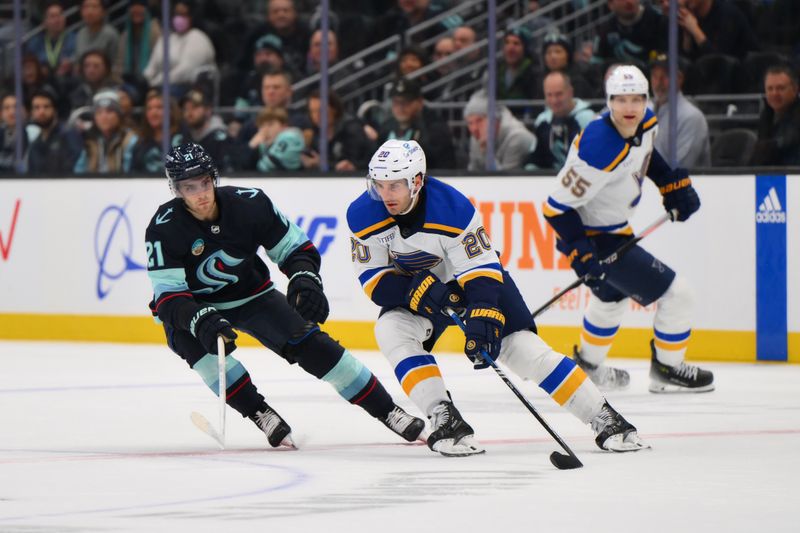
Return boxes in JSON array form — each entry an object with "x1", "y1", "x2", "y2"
[{"x1": 389, "y1": 249, "x2": 442, "y2": 275}]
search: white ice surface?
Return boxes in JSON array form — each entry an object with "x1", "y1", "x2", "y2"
[{"x1": 1, "y1": 341, "x2": 798, "y2": 533}]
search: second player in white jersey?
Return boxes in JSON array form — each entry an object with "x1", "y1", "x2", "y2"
[{"x1": 544, "y1": 65, "x2": 714, "y2": 393}]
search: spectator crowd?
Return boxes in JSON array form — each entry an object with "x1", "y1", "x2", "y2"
[{"x1": 1, "y1": 0, "x2": 798, "y2": 175}]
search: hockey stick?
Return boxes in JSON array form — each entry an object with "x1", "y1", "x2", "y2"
[
  {"x1": 190, "y1": 336, "x2": 227, "y2": 449},
  {"x1": 446, "y1": 309, "x2": 583, "y2": 470},
  {"x1": 530, "y1": 210, "x2": 676, "y2": 320}
]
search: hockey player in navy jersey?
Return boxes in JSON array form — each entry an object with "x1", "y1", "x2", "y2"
[
  {"x1": 347, "y1": 139, "x2": 648, "y2": 456},
  {"x1": 544, "y1": 65, "x2": 714, "y2": 393},
  {"x1": 145, "y1": 143, "x2": 424, "y2": 447}
]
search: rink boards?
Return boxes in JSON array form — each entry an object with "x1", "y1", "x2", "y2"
[{"x1": 0, "y1": 174, "x2": 796, "y2": 362}]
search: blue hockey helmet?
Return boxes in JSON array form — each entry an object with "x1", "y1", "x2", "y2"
[{"x1": 164, "y1": 142, "x2": 219, "y2": 195}]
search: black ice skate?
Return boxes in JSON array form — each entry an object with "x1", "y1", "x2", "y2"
[
  {"x1": 427, "y1": 401, "x2": 485, "y2": 457},
  {"x1": 648, "y1": 340, "x2": 715, "y2": 393},
  {"x1": 249, "y1": 403, "x2": 295, "y2": 448},
  {"x1": 380, "y1": 405, "x2": 426, "y2": 442},
  {"x1": 591, "y1": 401, "x2": 650, "y2": 452},
  {"x1": 573, "y1": 345, "x2": 630, "y2": 391}
]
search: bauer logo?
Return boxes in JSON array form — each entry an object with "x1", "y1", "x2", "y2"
[{"x1": 756, "y1": 187, "x2": 786, "y2": 224}]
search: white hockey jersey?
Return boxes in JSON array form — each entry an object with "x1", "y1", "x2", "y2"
[
  {"x1": 544, "y1": 109, "x2": 658, "y2": 235},
  {"x1": 346, "y1": 177, "x2": 503, "y2": 303}
]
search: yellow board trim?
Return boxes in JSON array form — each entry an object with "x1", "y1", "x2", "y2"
[
  {"x1": 551, "y1": 367, "x2": 588, "y2": 405},
  {"x1": 400, "y1": 365, "x2": 443, "y2": 395},
  {"x1": 1, "y1": 314, "x2": 798, "y2": 363},
  {"x1": 354, "y1": 216, "x2": 394, "y2": 239}
]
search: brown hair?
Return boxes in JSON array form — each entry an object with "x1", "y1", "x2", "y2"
[
  {"x1": 138, "y1": 89, "x2": 180, "y2": 141},
  {"x1": 256, "y1": 106, "x2": 289, "y2": 127}
]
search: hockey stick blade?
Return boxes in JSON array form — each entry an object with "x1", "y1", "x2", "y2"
[
  {"x1": 191, "y1": 411, "x2": 225, "y2": 449},
  {"x1": 550, "y1": 451, "x2": 583, "y2": 470}
]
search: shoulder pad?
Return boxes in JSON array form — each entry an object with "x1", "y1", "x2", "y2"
[
  {"x1": 422, "y1": 177, "x2": 474, "y2": 237},
  {"x1": 577, "y1": 115, "x2": 630, "y2": 172},
  {"x1": 347, "y1": 191, "x2": 396, "y2": 240}
]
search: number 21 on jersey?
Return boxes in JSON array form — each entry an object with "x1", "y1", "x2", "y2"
[{"x1": 146, "y1": 240, "x2": 164, "y2": 268}]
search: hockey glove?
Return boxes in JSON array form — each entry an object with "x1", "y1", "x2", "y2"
[
  {"x1": 463, "y1": 305, "x2": 505, "y2": 370},
  {"x1": 565, "y1": 238, "x2": 606, "y2": 289},
  {"x1": 189, "y1": 306, "x2": 238, "y2": 355},
  {"x1": 660, "y1": 169, "x2": 700, "y2": 222},
  {"x1": 405, "y1": 270, "x2": 463, "y2": 320},
  {"x1": 287, "y1": 271, "x2": 330, "y2": 324}
]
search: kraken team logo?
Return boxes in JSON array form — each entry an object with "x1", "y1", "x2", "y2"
[
  {"x1": 389, "y1": 249, "x2": 442, "y2": 275},
  {"x1": 195, "y1": 250, "x2": 243, "y2": 294}
]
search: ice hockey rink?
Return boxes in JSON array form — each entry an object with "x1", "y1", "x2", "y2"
[{"x1": 1, "y1": 341, "x2": 797, "y2": 533}]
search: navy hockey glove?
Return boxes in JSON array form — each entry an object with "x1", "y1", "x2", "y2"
[
  {"x1": 660, "y1": 170, "x2": 700, "y2": 222},
  {"x1": 189, "y1": 306, "x2": 238, "y2": 355},
  {"x1": 463, "y1": 305, "x2": 505, "y2": 370},
  {"x1": 565, "y1": 238, "x2": 606, "y2": 289},
  {"x1": 405, "y1": 270, "x2": 463, "y2": 320},
  {"x1": 287, "y1": 271, "x2": 330, "y2": 324}
]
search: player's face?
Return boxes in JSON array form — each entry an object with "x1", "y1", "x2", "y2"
[
  {"x1": 177, "y1": 175, "x2": 216, "y2": 220},
  {"x1": 609, "y1": 94, "x2": 647, "y2": 131},
  {"x1": 372, "y1": 178, "x2": 415, "y2": 215}
]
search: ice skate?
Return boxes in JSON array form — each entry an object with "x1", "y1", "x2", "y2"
[
  {"x1": 648, "y1": 340, "x2": 714, "y2": 393},
  {"x1": 381, "y1": 405, "x2": 426, "y2": 442},
  {"x1": 250, "y1": 403, "x2": 295, "y2": 448},
  {"x1": 427, "y1": 401, "x2": 485, "y2": 457},
  {"x1": 573, "y1": 345, "x2": 630, "y2": 391},
  {"x1": 591, "y1": 401, "x2": 650, "y2": 452}
]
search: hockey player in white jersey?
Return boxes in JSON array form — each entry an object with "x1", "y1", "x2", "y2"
[
  {"x1": 347, "y1": 139, "x2": 649, "y2": 456},
  {"x1": 544, "y1": 65, "x2": 714, "y2": 393}
]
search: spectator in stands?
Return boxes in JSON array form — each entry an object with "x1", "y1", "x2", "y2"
[
  {"x1": 663, "y1": 0, "x2": 759, "y2": 61},
  {"x1": 174, "y1": 88, "x2": 234, "y2": 171},
  {"x1": 538, "y1": 33, "x2": 596, "y2": 99},
  {"x1": 0, "y1": 94, "x2": 30, "y2": 174},
  {"x1": 304, "y1": 29, "x2": 342, "y2": 77},
  {"x1": 593, "y1": 0, "x2": 666, "y2": 68},
  {"x1": 377, "y1": 77, "x2": 455, "y2": 170},
  {"x1": 648, "y1": 54, "x2": 710, "y2": 168},
  {"x1": 75, "y1": 0, "x2": 120, "y2": 68},
  {"x1": 117, "y1": 83, "x2": 141, "y2": 130},
  {"x1": 523, "y1": 1, "x2": 557, "y2": 67},
  {"x1": 464, "y1": 90, "x2": 537, "y2": 171},
  {"x1": 27, "y1": 86, "x2": 83, "y2": 174},
  {"x1": 248, "y1": 106, "x2": 305, "y2": 172},
  {"x1": 240, "y1": 0, "x2": 310, "y2": 77},
  {"x1": 21, "y1": 55, "x2": 49, "y2": 109},
  {"x1": 438, "y1": 26, "x2": 484, "y2": 101},
  {"x1": 497, "y1": 28, "x2": 537, "y2": 103},
  {"x1": 131, "y1": 89, "x2": 180, "y2": 173},
  {"x1": 25, "y1": 1, "x2": 76, "y2": 81},
  {"x1": 302, "y1": 89, "x2": 374, "y2": 172},
  {"x1": 235, "y1": 70, "x2": 309, "y2": 151},
  {"x1": 68, "y1": 50, "x2": 118, "y2": 111},
  {"x1": 432, "y1": 35, "x2": 455, "y2": 75},
  {"x1": 74, "y1": 89, "x2": 138, "y2": 173},
  {"x1": 143, "y1": 1, "x2": 216, "y2": 97},
  {"x1": 525, "y1": 71, "x2": 594, "y2": 170},
  {"x1": 115, "y1": 0, "x2": 161, "y2": 79},
  {"x1": 751, "y1": 65, "x2": 800, "y2": 166},
  {"x1": 372, "y1": 0, "x2": 462, "y2": 47},
  {"x1": 384, "y1": 45, "x2": 433, "y2": 102}
]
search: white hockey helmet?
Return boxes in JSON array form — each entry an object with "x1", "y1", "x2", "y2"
[
  {"x1": 366, "y1": 139, "x2": 426, "y2": 201},
  {"x1": 605, "y1": 64, "x2": 649, "y2": 105}
]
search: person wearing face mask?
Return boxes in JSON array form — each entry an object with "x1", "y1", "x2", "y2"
[{"x1": 143, "y1": 0, "x2": 216, "y2": 96}]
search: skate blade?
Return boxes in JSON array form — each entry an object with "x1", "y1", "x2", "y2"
[
  {"x1": 278, "y1": 433, "x2": 298, "y2": 450},
  {"x1": 648, "y1": 381, "x2": 715, "y2": 394},
  {"x1": 431, "y1": 435, "x2": 486, "y2": 457},
  {"x1": 602, "y1": 432, "x2": 652, "y2": 453}
]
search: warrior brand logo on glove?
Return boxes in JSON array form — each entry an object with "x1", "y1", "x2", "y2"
[
  {"x1": 659, "y1": 177, "x2": 692, "y2": 195},
  {"x1": 468, "y1": 307, "x2": 506, "y2": 325},
  {"x1": 409, "y1": 274, "x2": 435, "y2": 312}
]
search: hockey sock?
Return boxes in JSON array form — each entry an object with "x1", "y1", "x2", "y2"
[
  {"x1": 579, "y1": 296, "x2": 627, "y2": 365},
  {"x1": 193, "y1": 353, "x2": 265, "y2": 417},
  {"x1": 653, "y1": 276, "x2": 693, "y2": 366},
  {"x1": 392, "y1": 354, "x2": 449, "y2": 416},
  {"x1": 321, "y1": 349, "x2": 394, "y2": 418},
  {"x1": 499, "y1": 330, "x2": 604, "y2": 423}
]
